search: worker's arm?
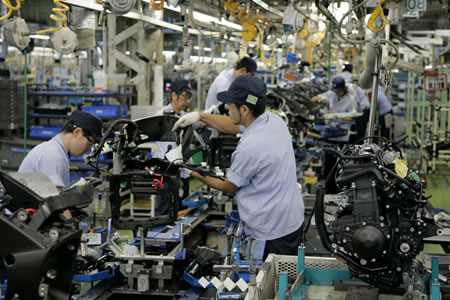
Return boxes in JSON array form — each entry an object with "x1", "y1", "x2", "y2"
[
  {"x1": 199, "y1": 112, "x2": 241, "y2": 134},
  {"x1": 57, "y1": 187, "x2": 73, "y2": 219},
  {"x1": 312, "y1": 92, "x2": 330, "y2": 103},
  {"x1": 172, "y1": 111, "x2": 241, "y2": 134},
  {"x1": 191, "y1": 171, "x2": 238, "y2": 193}
]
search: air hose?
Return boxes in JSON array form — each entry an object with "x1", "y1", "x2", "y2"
[
  {"x1": 0, "y1": 0, "x2": 23, "y2": 22},
  {"x1": 34, "y1": 0, "x2": 69, "y2": 35},
  {"x1": 24, "y1": 49, "x2": 27, "y2": 156}
]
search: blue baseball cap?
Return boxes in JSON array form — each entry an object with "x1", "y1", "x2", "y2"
[
  {"x1": 70, "y1": 110, "x2": 103, "y2": 142},
  {"x1": 217, "y1": 75, "x2": 267, "y2": 107},
  {"x1": 236, "y1": 57, "x2": 257, "y2": 74},
  {"x1": 171, "y1": 79, "x2": 192, "y2": 94},
  {"x1": 330, "y1": 76, "x2": 346, "y2": 93}
]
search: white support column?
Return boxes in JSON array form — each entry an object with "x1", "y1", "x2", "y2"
[
  {"x1": 107, "y1": 14, "x2": 117, "y2": 73},
  {"x1": 105, "y1": 14, "x2": 151, "y2": 105},
  {"x1": 153, "y1": 26, "x2": 164, "y2": 107}
]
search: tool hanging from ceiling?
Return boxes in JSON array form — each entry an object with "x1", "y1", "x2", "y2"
[
  {"x1": 0, "y1": 0, "x2": 31, "y2": 51},
  {"x1": 51, "y1": 27, "x2": 79, "y2": 54}
]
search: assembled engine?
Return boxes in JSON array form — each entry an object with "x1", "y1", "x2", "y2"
[{"x1": 316, "y1": 140, "x2": 441, "y2": 291}]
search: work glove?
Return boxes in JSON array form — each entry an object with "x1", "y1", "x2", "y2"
[
  {"x1": 172, "y1": 111, "x2": 200, "y2": 131},
  {"x1": 203, "y1": 104, "x2": 219, "y2": 114},
  {"x1": 71, "y1": 177, "x2": 102, "y2": 188},
  {"x1": 182, "y1": 168, "x2": 193, "y2": 176}
]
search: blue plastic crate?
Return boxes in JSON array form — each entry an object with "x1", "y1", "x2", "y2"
[
  {"x1": 81, "y1": 105, "x2": 119, "y2": 118},
  {"x1": 83, "y1": 98, "x2": 104, "y2": 106},
  {"x1": 120, "y1": 104, "x2": 128, "y2": 117},
  {"x1": 30, "y1": 125, "x2": 63, "y2": 139},
  {"x1": 1, "y1": 280, "x2": 7, "y2": 299}
]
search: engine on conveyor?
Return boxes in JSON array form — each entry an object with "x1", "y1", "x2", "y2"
[{"x1": 316, "y1": 139, "x2": 442, "y2": 291}]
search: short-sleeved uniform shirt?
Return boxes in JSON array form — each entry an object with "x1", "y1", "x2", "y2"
[
  {"x1": 319, "y1": 84, "x2": 370, "y2": 142},
  {"x1": 321, "y1": 83, "x2": 370, "y2": 114},
  {"x1": 376, "y1": 85, "x2": 392, "y2": 116},
  {"x1": 205, "y1": 69, "x2": 235, "y2": 110},
  {"x1": 18, "y1": 134, "x2": 70, "y2": 191},
  {"x1": 227, "y1": 112, "x2": 304, "y2": 240}
]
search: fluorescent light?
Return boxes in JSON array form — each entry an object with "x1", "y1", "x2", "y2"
[
  {"x1": 125, "y1": 50, "x2": 130, "y2": 55},
  {"x1": 161, "y1": 51, "x2": 227, "y2": 63},
  {"x1": 30, "y1": 35, "x2": 50, "y2": 40},
  {"x1": 218, "y1": 17, "x2": 242, "y2": 31},
  {"x1": 425, "y1": 65, "x2": 433, "y2": 70},
  {"x1": 193, "y1": 46, "x2": 212, "y2": 52},
  {"x1": 163, "y1": 2, "x2": 242, "y2": 31},
  {"x1": 190, "y1": 56, "x2": 227, "y2": 63}
]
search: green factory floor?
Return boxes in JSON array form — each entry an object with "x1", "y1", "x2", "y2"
[{"x1": 421, "y1": 172, "x2": 450, "y2": 255}]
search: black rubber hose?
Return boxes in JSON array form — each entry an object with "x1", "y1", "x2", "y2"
[
  {"x1": 87, "y1": 119, "x2": 138, "y2": 162},
  {"x1": 324, "y1": 148, "x2": 375, "y2": 160},
  {"x1": 314, "y1": 184, "x2": 333, "y2": 252},
  {"x1": 335, "y1": 167, "x2": 385, "y2": 186}
]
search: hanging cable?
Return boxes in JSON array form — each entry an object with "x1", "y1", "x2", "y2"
[
  {"x1": 34, "y1": 0, "x2": 69, "y2": 35},
  {"x1": 23, "y1": 49, "x2": 27, "y2": 157},
  {"x1": 0, "y1": 0, "x2": 23, "y2": 22},
  {"x1": 336, "y1": 0, "x2": 399, "y2": 70},
  {"x1": 337, "y1": 0, "x2": 371, "y2": 45}
]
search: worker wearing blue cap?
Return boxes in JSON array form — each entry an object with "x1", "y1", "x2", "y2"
[
  {"x1": 19, "y1": 110, "x2": 103, "y2": 193},
  {"x1": 154, "y1": 79, "x2": 193, "y2": 214},
  {"x1": 205, "y1": 56, "x2": 257, "y2": 110},
  {"x1": 173, "y1": 75, "x2": 304, "y2": 259},
  {"x1": 313, "y1": 76, "x2": 370, "y2": 142}
]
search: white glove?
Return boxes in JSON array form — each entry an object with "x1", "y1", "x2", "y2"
[
  {"x1": 203, "y1": 104, "x2": 219, "y2": 114},
  {"x1": 165, "y1": 145, "x2": 183, "y2": 164},
  {"x1": 182, "y1": 168, "x2": 192, "y2": 176},
  {"x1": 172, "y1": 111, "x2": 200, "y2": 131}
]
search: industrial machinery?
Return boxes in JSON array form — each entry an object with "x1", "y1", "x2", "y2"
[
  {"x1": 0, "y1": 172, "x2": 95, "y2": 300},
  {"x1": 81, "y1": 116, "x2": 228, "y2": 296},
  {"x1": 315, "y1": 137, "x2": 442, "y2": 296}
]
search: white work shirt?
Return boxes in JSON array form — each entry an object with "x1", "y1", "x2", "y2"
[
  {"x1": 227, "y1": 112, "x2": 304, "y2": 240},
  {"x1": 18, "y1": 134, "x2": 70, "y2": 191},
  {"x1": 376, "y1": 85, "x2": 392, "y2": 116},
  {"x1": 205, "y1": 69, "x2": 235, "y2": 109},
  {"x1": 320, "y1": 84, "x2": 370, "y2": 142},
  {"x1": 336, "y1": 71, "x2": 352, "y2": 83},
  {"x1": 321, "y1": 83, "x2": 370, "y2": 113},
  {"x1": 155, "y1": 104, "x2": 190, "y2": 178}
]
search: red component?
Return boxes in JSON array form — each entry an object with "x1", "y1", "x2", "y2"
[
  {"x1": 25, "y1": 208, "x2": 37, "y2": 215},
  {"x1": 152, "y1": 176, "x2": 164, "y2": 189}
]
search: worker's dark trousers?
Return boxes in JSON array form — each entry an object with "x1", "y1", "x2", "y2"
[
  {"x1": 263, "y1": 222, "x2": 305, "y2": 261},
  {"x1": 349, "y1": 109, "x2": 370, "y2": 144},
  {"x1": 379, "y1": 110, "x2": 393, "y2": 140}
]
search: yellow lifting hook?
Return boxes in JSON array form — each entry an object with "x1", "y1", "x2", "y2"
[
  {"x1": 368, "y1": 0, "x2": 386, "y2": 32},
  {"x1": 150, "y1": 0, "x2": 164, "y2": 10}
]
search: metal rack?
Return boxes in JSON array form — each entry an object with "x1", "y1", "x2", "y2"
[{"x1": 406, "y1": 69, "x2": 450, "y2": 173}]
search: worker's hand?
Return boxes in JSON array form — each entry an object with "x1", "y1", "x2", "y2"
[
  {"x1": 203, "y1": 104, "x2": 219, "y2": 114},
  {"x1": 172, "y1": 111, "x2": 200, "y2": 131},
  {"x1": 312, "y1": 96, "x2": 321, "y2": 103}
]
